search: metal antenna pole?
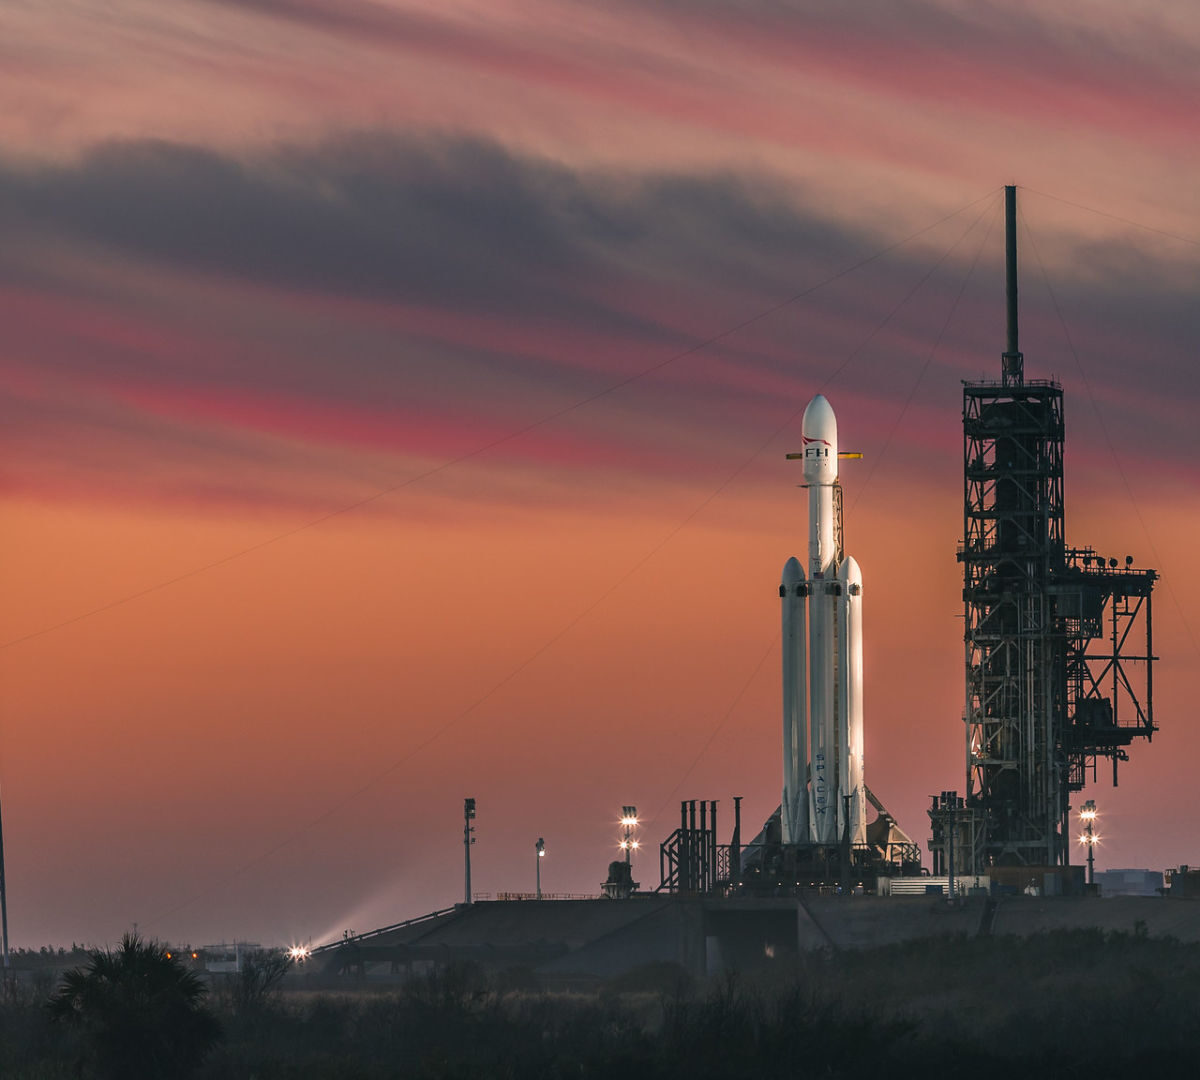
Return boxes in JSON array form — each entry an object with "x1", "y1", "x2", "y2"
[
  {"x1": 947, "y1": 795, "x2": 956, "y2": 902},
  {"x1": 0, "y1": 781, "x2": 9, "y2": 968},
  {"x1": 463, "y1": 798, "x2": 476, "y2": 904},
  {"x1": 731, "y1": 796, "x2": 742, "y2": 885},
  {"x1": 1002, "y1": 185, "x2": 1023, "y2": 386},
  {"x1": 841, "y1": 793, "x2": 852, "y2": 892}
]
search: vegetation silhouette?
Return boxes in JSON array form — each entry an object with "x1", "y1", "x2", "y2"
[
  {"x1": 211, "y1": 948, "x2": 293, "y2": 1017},
  {"x1": 46, "y1": 932, "x2": 221, "y2": 1080},
  {"x1": 2, "y1": 928, "x2": 1199, "y2": 1078}
]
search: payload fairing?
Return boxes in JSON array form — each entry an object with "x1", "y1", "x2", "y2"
[{"x1": 780, "y1": 395, "x2": 866, "y2": 848}]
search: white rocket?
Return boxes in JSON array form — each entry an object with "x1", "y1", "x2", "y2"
[{"x1": 780, "y1": 395, "x2": 866, "y2": 848}]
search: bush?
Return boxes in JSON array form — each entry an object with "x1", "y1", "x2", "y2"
[
  {"x1": 2, "y1": 929, "x2": 1196, "y2": 1078},
  {"x1": 47, "y1": 933, "x2": 221, "y2": 1080}
]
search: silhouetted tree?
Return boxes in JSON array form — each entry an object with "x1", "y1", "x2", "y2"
[
  {"x1": 47, "y1": 932, "x2": 220, "y2": 1079},
  {"x1": 221, "y1": 949, "x2": 293, "y2": 1015}
]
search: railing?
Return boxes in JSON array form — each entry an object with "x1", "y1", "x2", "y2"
[
  {"x1": 472, "y1": 892, "x2": 597, "y2": 902},
  {"x1": 962, "y1": 378, "x2": 1062, "y2": 391},
  {"x1": 310, "y1": 906, "x2": 458, "y2": 953},
  {"x1": 881, "y1": 876, "x2": 973, "y2": 897}
]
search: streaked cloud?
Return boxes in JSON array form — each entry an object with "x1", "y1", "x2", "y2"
[
  {"x1": 2, "y1": 0, "x2": 1198, "y2": 946},
  {"x1": 2, "y1": 130, "x2": 1197, "y2": 514}
]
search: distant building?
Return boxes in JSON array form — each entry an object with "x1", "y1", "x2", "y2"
[
  {"x1": 1094, "y1": 869, "x2": 1163, "y2": 897},
  {"x1": 1165, "y1": 866, "x2": 1200, "y2": 898},
  {"x1": 201, "y1": 942, "x2": 263, "y2": 973}
]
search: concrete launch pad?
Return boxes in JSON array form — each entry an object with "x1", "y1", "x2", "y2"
[{"x1": 316, "y1": 894, "x2": 1200, "y2": 985}]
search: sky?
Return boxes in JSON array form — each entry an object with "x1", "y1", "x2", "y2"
[{"x1": 2, "y1": 0, "x2": 1199, "y2": 948}]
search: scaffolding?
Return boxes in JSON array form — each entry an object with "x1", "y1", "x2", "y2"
[
  {"x1": 658, "y1": 800, "x2": 733, "y2": 895},
  {"x1": 931, "y1": 187, "x2": 1157, "y2": 874}
]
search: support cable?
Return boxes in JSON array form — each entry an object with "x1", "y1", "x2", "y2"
[
  {"x1": 1022, "y1": 188, "x2": 1200, "y2": 249},
  {"x1": 143, "y1": 195, "x2": 1000, "y2": 925},
  {"x1": 1019, "y1": 209, "x2": 1199, "y2": 661},
  {"x1": 2, "y1": 190, "x2": 1000, "y2": 652},
  {"x1": 642, "y1": 196, "x2": 1001, "y2": 826},
  {"x1": 847, "y1": 192, "x2": 1000, "y2": 514},
  {"x1": 646, "y1": 630, "x2": 778, "y2": 829}
]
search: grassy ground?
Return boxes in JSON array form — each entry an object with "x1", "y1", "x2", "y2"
[{"x1": 4, "y1": 928, "x2": 1197, "y2": 1078}]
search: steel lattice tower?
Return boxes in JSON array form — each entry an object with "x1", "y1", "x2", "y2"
[
  {"x1": 931, "y1": 187, "x2": 1157, "y2": 875},
  {"x1": 961, "y1": 374, "x2": 1067, "y2": 865}
]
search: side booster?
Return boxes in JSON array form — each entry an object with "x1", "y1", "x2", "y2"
[{"x1": 780, "y1": 395, "x2": 866, "y2": 848}]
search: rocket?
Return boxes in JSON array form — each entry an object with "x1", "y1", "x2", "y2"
[{"x1": 780, "y1": 395, "x2": 866, "y2": 847}]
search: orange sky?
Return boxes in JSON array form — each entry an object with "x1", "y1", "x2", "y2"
[{"x1": 2, "y1": 0, "x2": 1199, "y2": 946}]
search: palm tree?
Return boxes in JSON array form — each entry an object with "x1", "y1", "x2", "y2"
[{"x1": 47, "y1": 932, "x2": 221, "y2": 1079}]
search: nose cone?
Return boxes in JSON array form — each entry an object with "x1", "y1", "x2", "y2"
[
  {"x1": 781, "y1": 555, "x2": 805, "y2": 589},
  {"x1": 801, "y1": 394, "x2": 838, "y2": 483},
  {"x1": 837, "y1": 554, "x2": 862, "y2": 592}
]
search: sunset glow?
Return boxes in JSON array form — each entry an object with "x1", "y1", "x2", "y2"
[{"x1": 2, "y1": 0, "x2": 1198, "y2": 947}]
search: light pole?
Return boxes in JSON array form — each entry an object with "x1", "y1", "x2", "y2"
[
  {"x1": 947, "y1": 802, "x2": 955, "y2": 901},
  {"x1": 1079, "y1": 799, "x2": 1098, "y2": 887},
  {"x1": 535, "y1": 837, "x2": 545, "y2": 900},
  {"x1": 619, "y1": 806, "x2": 639, "y2": 866},
  {"x1": 0, "y1": 780, "x2": 9, "y2": 970},
  {"x1": 463, "y1": 798, "x2": 476, "y2": 904}
]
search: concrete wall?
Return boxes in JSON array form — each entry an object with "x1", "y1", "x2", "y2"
[
  {"x1": 992, "y1": 896, "x2": 1200, "y2": 941},
  {"x1": 322, "y1": 894, "x2": 1200, "y2": 984}
]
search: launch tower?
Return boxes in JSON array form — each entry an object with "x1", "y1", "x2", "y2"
[{"x1": 931, "y1": 187, "x2": 1158, "y2": 875}]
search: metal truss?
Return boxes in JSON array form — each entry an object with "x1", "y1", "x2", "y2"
[{"x1": 947, "y1": 380, "x2": 1156, "y2": 872}]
